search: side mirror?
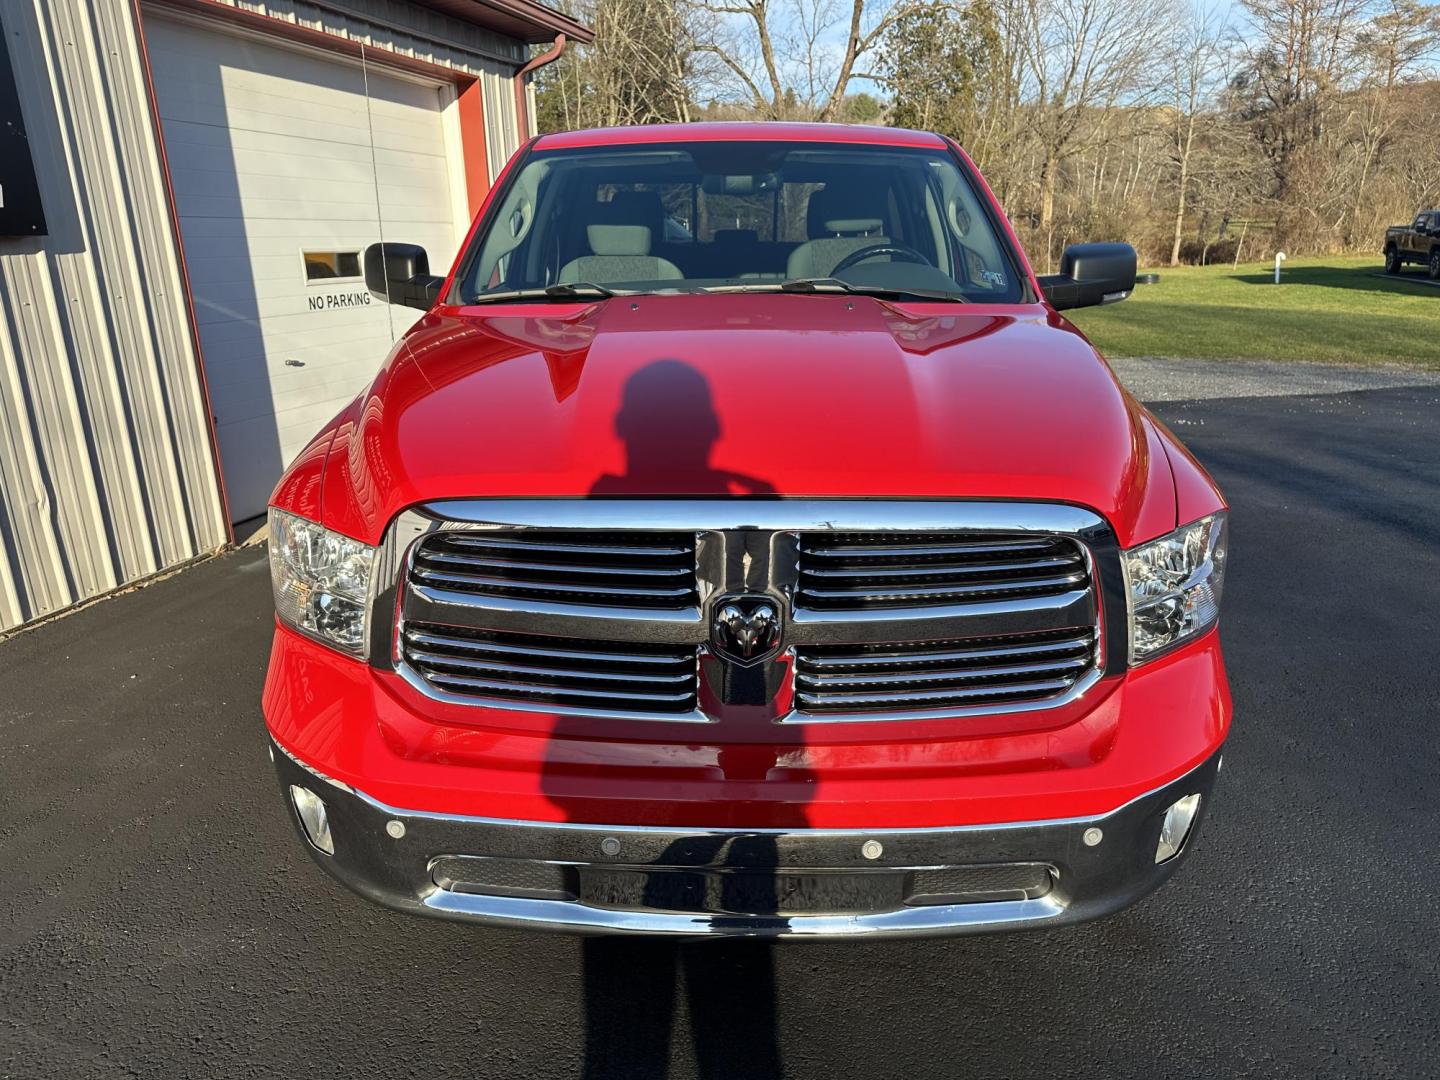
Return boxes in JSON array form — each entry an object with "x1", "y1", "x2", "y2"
[
  {"x1": 364, "y1": 242, "x2": 444, "y2": 310},
  {"x1": 1037, "y1": 242, "x2": 1138, "y2": 311}
]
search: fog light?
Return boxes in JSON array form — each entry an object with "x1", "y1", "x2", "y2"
[
  {"x1": 290, "y1": 785, "x2": 334, "y2": 855},
  {"x1": 1155, "y1": 793, "x2": 1201, "y2": 864}
]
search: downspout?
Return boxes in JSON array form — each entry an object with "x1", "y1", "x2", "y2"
[{"x1": 513, "y1": 33, "x2": 567, "y2": 137}]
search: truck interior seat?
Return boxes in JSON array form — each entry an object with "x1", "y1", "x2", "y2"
[
  {"x1": 558, "y1": 200, "x2": 683, "y2": 284},
  {"x1": 786, "y1": 187, "x2": 890, "y2": 279}
]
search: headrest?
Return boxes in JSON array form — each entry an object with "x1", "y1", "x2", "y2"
[
  {"x1": 822, "y1": 217, "x2": 883, "y2": 235},
  {"x1": 587, "y1": 224, "x2": 652, "y2": 256},
  {"x1": 607, "y1": 190, "x2": 664, "y2": 233},
  {"x1": 807, "y1": 185, "x2": 884, "y2": 237}
]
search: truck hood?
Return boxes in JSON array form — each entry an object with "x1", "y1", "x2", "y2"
[{"x1": 321, "y1": 294, "x2": 1176, "y2": 547}]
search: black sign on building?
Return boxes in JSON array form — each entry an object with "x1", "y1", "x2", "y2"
[{"x1": 0, "y1": 16, "x2": 47, "y2": 237}]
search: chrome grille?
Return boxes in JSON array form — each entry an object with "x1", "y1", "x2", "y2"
[
  {"x1": 383, "y1": 502, "x2": 1115, "y2": 722},
  {"x1": 410, "y1": 531, "x2": 698, "y2": 610},
  {"x1": 795, "y1": 532, "x2": 1088, "y2": 610},
  {"x1": 793, "y1": 628, "x2": 1097, "y2": 714},
  {"x1": 401, "y1": 622, "x2": 699, "y2": 714}
]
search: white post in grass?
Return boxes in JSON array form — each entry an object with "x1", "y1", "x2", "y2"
[{"x1": 1274, "y1": 251, "x2": 1287, "y2": 284}]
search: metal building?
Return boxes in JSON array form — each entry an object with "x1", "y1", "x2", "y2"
[{"x1": 0, "y1": 0, "x2": 589, "y2": 633}]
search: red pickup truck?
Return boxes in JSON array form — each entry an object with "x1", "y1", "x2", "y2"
[{"x1": 264, "y1": 123, "x2": 1230, "y2": 938}]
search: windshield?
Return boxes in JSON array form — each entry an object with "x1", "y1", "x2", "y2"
[{"x1": 457, "y1": 140, "x2": 1025, "y2": 304}]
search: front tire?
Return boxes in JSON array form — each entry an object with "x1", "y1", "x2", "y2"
[
  {"x1": 1384, "y1": 245, "x2": 1401, "y2": 274},
  {"x1": 1429, "y1": 248, "x2": 1440, "y2": 281}
]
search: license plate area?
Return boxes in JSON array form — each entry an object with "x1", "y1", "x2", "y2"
[{"x1": 580, "y1": 866, "x2": 907, "y2": 916}]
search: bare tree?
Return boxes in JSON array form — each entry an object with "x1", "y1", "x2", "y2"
[
  {"x1": 1006, "y1": 0, "x2": 1172, "y2": 243},
  {"x1": 1166, "y1": 3, "x2": 1231, "y2": 264},
  {"x1": 1232, "y1": 0, "x2": 1373, "y2": 201},
  {"x1": 534, "y1": 0, "x2": 696, "y2": 132},
  {"x1": 1347, "y1": 0, "x2": 1440, "y2": 239},
  {"x1": 689, "y1": 0, "x2": 908, "y2": 120}
]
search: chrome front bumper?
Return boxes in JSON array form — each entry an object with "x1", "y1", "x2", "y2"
[{"x1": 271, "y1": 742, "x2": 1221, "y2": 940}]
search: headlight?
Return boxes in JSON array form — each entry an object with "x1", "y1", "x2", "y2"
[
  {"x1": 268, "y1": 509, "x2": 377, "y2": 656},
  {"x1": 1123, "y1": 513, "x2": 1227, "y2": 664}
]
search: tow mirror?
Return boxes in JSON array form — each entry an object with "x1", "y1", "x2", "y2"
[
  {"x1": 364, "y1": 243, "x2": 445, "y2": 310},
  {"x1": 1038, "y1": 242, "x2": 1138, "y2": 311}
]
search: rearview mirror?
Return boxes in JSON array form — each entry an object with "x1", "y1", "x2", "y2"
[
  {"x1": 364, "y1": 243, "x2": 444, "y2": 310},
  {"x1": 1037, "y1": 242, "x2": 1137, "y2": 312}
]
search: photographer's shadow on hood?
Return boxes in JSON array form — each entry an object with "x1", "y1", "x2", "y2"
[{"x1": 590, "y1": 359, "x2": 777, "y2": 497}]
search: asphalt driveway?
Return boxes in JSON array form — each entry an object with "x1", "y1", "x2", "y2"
[{"x1": 3, "y1": 362, "x2": 1439, "y2": 1079}]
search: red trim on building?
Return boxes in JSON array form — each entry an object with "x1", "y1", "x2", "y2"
[
  {"x1": 129, "y1": 0, "x2": 235, "y2": 538},
  {"x1": 457, "y1": 80, "x2": 490, "y2": 218}
]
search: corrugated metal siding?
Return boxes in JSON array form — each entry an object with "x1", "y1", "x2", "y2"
[
  {"x1": 481, "y1": 60, "x2": 521, "y2": 179},
  {"x1": 0, "y1": 0, "x2": 227, "y2": 633},
  {"x1": 192, "y1": 0, "x2": 525, "y2": 76}
]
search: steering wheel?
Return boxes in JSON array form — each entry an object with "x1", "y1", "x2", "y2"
[{"x1": 830, "y1": 242, "x2": 931, "y2": 276}]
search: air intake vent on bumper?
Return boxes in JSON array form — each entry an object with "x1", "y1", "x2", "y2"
[
  {"x1": 795, "y1": 533, "x2": 1088, "y2": 610},
  {"x1": 410, "y1": 531, "x2": 698, "y2": 609}
]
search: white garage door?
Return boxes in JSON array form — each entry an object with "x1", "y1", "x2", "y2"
[{"x1": 144, "y1": 16, "x2": 463, "y2": 521}]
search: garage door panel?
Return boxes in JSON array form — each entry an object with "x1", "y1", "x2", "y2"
[
  {"x1": 153, "y1": 80, "x2": 376, "y2": 145},
  {"x1": 167, "y1": 169, "x2": 381, "y2": 211},
  {"x1": 192, "y1": 170, "x2": 385, "y2": 208},
  {"x1": 169, "y1": 147, "x2": 380, "y2": 188},
  {"x1": 213, "y1": 366, "x2": 388, "y2": 428},
  {"x1": 170, "y1": 163, "x2": 449, "y2": 206},
  {"x1": 184, "y1": 252, "x2": 301, "y2": 286},
  {"x1": 173, "y1": 216, "x2": 386, "y2": 243},
  {"x1": 191, "y1": 323, "x2": 394, "y2": 365},
  {"x1": 190, "y1": 274, "x2": 338, "y2": 305},
  {"x1": 166, "y1": 121, "x2": 380, "y2": 171},
  {"x1": 192, "y1": 290, "x2": 390, "y2": 327},
  {"x1": 203, "y1": 340, "x2": 392, "y2": 396},
  {"x1": 374, "y1": 164, "x2": 456, "y2": 195},
  {"x1": 173, "y1": 102, "x2": 374, "y2": 147},
  {"x1": 171, "y1": 193, "x2": 391, "y2": 223},
  {"x1": 199, "y1": 325, "x2": 393, "y2": 375},
  {"x1": 212, "y1": 103, "x2": 445, "y2": 157},
  {"x1": 156, "y1": 67, "x2": 442, "y2": 155},
  {"x1": 268, "y1": 396, "x2": 367, "y2": 445}
]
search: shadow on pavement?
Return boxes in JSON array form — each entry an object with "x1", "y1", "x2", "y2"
[{"x1": 1227, "y1": 264, "x2": 1440, "y2": 294}]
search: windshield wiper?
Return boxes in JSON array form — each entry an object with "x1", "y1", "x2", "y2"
[
  {"x1": 468, "y1": 282, "x2": 619, "y2": 304},
  {"x1": 778, "y1": 277, "x2": 970, "y2": 303},
  {"x1": 704, "y1": 278, "x2": 968, "y2": 303}
]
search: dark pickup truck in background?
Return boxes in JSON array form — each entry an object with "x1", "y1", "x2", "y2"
[{"x1": 1384, "y1": 210, "x2": 1440, "y2": 279}]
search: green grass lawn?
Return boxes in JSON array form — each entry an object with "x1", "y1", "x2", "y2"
[{"x1": 1065, "y1": 253, "x2": 1440, "y2": 366}]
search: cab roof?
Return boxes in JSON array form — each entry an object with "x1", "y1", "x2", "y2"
[{"x1": 533, "y1": 122, "x2": 948, "y2": 152}]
